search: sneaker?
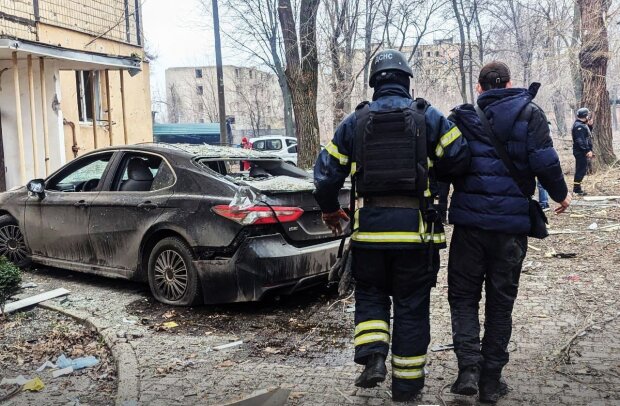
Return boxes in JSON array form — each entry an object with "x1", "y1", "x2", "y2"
[
  {"x1": 539, "y1": 203, "x2": 550, "y2": 212},
  {"x1": 450, "y1": 366, "x2": 480, "y2": 396},
  {"x1": 354, "y1": 353, "x2": 387, "y2": 388},
  {"x1": 479, "y1": 376, "x2": 509, "y2": 403}
]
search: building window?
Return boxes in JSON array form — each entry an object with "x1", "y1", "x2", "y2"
[
  {"x1": 199, "y1": 118, "x2": 205, "y2": 123},
  {"x1": 76, "y1": 71, "x2": 102, "y2": 123},
  {"x1": 235, "y1": 68, "x2": 240, "y2": 78},
  {"x1": 249, "y1": 70, "x2": 253, "y2": 79},
  {"x1": 197, "y1": 103, "x2": 204, "y2": 112},
  {"x1": 435, "y1": 51, "x2": 440, "y2": 57},
  {"x1": 195, "y1": 69, "x2": 203, "y2": 78},
  {"x1": 197, "y1": 85, "x2": 204, "y2": 95},
  {"x1": 426, "y1": 51, "x2": 431, "y2": 57}
]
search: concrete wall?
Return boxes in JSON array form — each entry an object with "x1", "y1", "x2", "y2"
[
  {"x1": 0, "y1": 58, "x2": 65, "y2": 188},
  {"x1": 59, "y1": 64, "x2": 153, "y2": 158}
]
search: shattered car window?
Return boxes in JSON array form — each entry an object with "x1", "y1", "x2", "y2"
[{"x1": 197, "y1": 158, "x2": 314, "y2": 191}]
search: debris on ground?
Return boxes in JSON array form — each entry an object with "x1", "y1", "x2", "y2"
[
  {"x1": 4, "y1": 288, "x2": 70, "y2": 313},
  {"x1": 0, "y1": 375, "x2": 30, "y2": 385},
  {"x1": 52, "y1": 366, "x2": 74, "y2": 378},
  {"x1": 35, "y1": 361, "x2": 56, "y2": 372},
  {"x1": 22, "y1": 377, "x2": 45, "y2": 392},
  {"x1": 162, "y1": 321, "x2": 178, "y2": 329},
  {"x1": 20, "y1": 282, "x2": 38, "y2": 289},
  {"x1": 213, "y1": 340, "x2": 243, "y2": 351},
  {"x1": 56, "y1": 354, "x2": 99, "y2": 370},
  {"x1": 219, "y1": 388, "x2": 291, "y2": 406},
  {"x1": 0, "y1": 308, "x2": 116, "y2": 404},
  {"x1": 431, "y1": 343, "x2": 454, "y2": 352}
]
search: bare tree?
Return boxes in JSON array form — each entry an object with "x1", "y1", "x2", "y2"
[
  {"x1": 278, "y1": 0, "x2": 321, "y2": 169},
  {"x1": 205, "y1": 0, "x2": 295, "y2": 138},
  {"x1": 577, "y1": 0, "x2": 617, "y2": 165},
  {"x1": 379, "y1": 0, "x2": 447, "y2": 62},
  {"x1": 167, "y1": 84, "x2": 182, "y2": 123},
  {"x1": 323, "y1": 0, "x2": 362, "y2": 128}
]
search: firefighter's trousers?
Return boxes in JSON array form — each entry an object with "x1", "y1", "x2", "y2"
[
  {"x1": 448, "y1": 226, "x2": 527, "y2": 377},
  {"x1": 352, "y1": 247, "x2": 439, "y2": 395}
]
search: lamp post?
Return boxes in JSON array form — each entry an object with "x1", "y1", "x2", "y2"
[{"x1": 212, "y1": 0, "x2": 227, "y2": 145}]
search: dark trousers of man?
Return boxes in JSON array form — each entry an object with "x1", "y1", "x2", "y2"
[
  {"x1": 447, "y1": 226, "x2": 527, "y2": 379},
  {"x1": 573, "y1": 153, "x2": 588, "y2": 189},
  {"x1": 353, "y1": 247, "x2": 439, "y2": 396}
]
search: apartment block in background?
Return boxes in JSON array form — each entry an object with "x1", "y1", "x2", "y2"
[
  {"x1": 165, "y1": 65, "x2": 284, "y2": 141},
  {"x1": 0, "y1": 0, "x2": 152, "y2": 190}
]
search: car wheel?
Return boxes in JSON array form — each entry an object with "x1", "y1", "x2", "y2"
[
  {"x1": 0, "y1": 215, "x2": 31, "y2": 267},
  {"x1": 147, "y1": 237, "x2": 202, "y2": 306}
]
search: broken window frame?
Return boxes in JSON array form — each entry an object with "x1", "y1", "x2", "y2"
[{"x1": 76, "y1": 70, "x2": 103, "y2": 124}]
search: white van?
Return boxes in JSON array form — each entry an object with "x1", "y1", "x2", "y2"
[{"x1": 250, "y1": 136, "x2": 298, "y2": 166}]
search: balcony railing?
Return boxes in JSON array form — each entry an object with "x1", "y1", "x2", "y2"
[{"x1": 0, "y1": 0, "x2": 142, "y2": 47}]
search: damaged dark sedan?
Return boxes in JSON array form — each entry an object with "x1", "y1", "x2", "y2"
[{"x1": 0, "y1": 144, "x2": 348, "y2": 305}]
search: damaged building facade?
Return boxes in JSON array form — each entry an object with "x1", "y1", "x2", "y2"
[
  {"x1": 165, "y1": 65, "x2": 284, "y2": 141},
  {"x1": 0, "y1": 0, "x2": 153, "y2": 190}
]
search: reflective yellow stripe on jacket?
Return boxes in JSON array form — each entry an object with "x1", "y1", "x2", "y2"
[
  {"x1": 325, "y1": 141, "x2": 349, "y2": 165},
  {"x1": 435, "y1": 126, "x2": 462, "y2": 158},
  {"x1": 351, "y1": 211, "x2": 446, "y2": 244}
]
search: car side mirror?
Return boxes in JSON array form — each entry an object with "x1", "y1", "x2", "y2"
[{"x1": 27, "y1": 179, "x2": 46, "y2": 199}]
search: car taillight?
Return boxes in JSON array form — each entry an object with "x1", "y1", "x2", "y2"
[{"x1": 212, "y1": 205, "x2": 304, "y2": 225}]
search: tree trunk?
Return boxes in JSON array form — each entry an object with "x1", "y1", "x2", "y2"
[
  {"x1": 452, "y1": 0, "x2": 468, "y2": 104},
  {"x1": 277, "y1": 73, "x2": 295, "y2": 138},
  {"x1": 577, "y1": 0, "x2": 617, "y2": 166},
  {"x1": 552, "y1": 90, "x2": 567, "y2": 136},
  {"x1": 571, "y1": 2, "x2": 583, "y2": 107},
  {"x1": 362, "y1": 0, "x2": 373, "y2": 100},
  {"x1": 278, "y1": 0, "x2": 321, "y2": 169}
]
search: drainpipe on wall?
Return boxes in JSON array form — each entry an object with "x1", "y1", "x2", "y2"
[
  {"x1": 39, "y1": 57, "x2": 50, "y2": 176},
  {"x1": 63, "y1": 119, "x2": 78, "y2": 158},
  {"x1": 12, "y1": 52, "x2": 27, "y2": 184}
]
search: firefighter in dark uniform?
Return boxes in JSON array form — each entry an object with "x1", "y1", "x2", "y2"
[
  {"x1": 313, "y1": 49, "x2": 470, "y2": 402},
  {"x1": 572, "y1": 108, "x2": 594, "y2": 195}
]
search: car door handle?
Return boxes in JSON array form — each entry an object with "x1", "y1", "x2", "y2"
[
  {"x1": 137, "y1": 201, "x2": 159, "y2": 211},
  {"x1": 74, "y1": 200, "x2": 89, "y2": 208}
]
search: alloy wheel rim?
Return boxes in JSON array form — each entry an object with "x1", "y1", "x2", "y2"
[
  {"x1": 0, "y1": 225, "x2": 28, "y2": 264},
  {"x1": 154, "y1": 250, "x2": 188, "y2": 301}
]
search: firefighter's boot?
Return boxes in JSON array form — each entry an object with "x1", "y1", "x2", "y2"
[
  {"x1": 479, "y1": 376, "x2": 509, "y2": 403},
  {"x1": 355, "y1": 353, "x2": 387, "y2": 388},
  {"x1": 450, "y1": 366, "x2": 480, "y2": 396}
]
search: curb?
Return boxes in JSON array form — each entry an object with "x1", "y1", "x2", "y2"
[{"x1": 39, "y1": 302, "x2": 140, "y2": 406}]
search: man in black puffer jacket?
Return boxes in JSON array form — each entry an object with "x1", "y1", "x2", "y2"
[{"x1": 447, "y1": 62, "x2": 571, "y2": 403}]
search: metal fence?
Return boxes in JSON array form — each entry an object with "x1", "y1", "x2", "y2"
[{"x1": 0, "y1": 0, "x2": 142, "y2": 46}]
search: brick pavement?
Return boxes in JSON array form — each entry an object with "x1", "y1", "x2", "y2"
[{"x1": 15, "y1": 201, "x2": 620, "y2": 405}]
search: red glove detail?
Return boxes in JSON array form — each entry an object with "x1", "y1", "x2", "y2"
[{"x1": 322, "y1": 209, "x2": 350, "y2": 236}]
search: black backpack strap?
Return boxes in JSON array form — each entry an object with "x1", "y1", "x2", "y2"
[
  {"x1": 475, "y1": 105, "x2": 530, "y2": 197},
  {"x1": 349, "y1": 102, "x2": 370, "y2": 234},
  {"x1": 412, "y1": 98, "x2": 429, "y2": 202}
]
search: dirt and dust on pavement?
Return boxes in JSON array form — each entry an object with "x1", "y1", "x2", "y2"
[
  {"x1": 0, "y1": 307, "x2": 117, "y2": 405},
  {"x1": 2, "y1": 166, "x2": 620, "y2": 405}
]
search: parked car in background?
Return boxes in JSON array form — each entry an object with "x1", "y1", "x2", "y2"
[
  {"x1": 250, "y1": 136, "x2": 298, "y2": 166},
  {"x1": 0, "y1": 144, "x2": 349, "y2": 305}
]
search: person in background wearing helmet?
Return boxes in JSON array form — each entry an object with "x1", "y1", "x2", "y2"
[
  {"x1": 572, "y1": 108, "x2": 594, "y2": 195},
  {"x1": 313, "y1": 49, "x2": 470, "y2": 402}
]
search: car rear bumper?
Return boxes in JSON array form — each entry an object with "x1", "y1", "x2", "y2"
[{"x1": 193, "y1": 234, "x2": 341, "y2": 303}]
